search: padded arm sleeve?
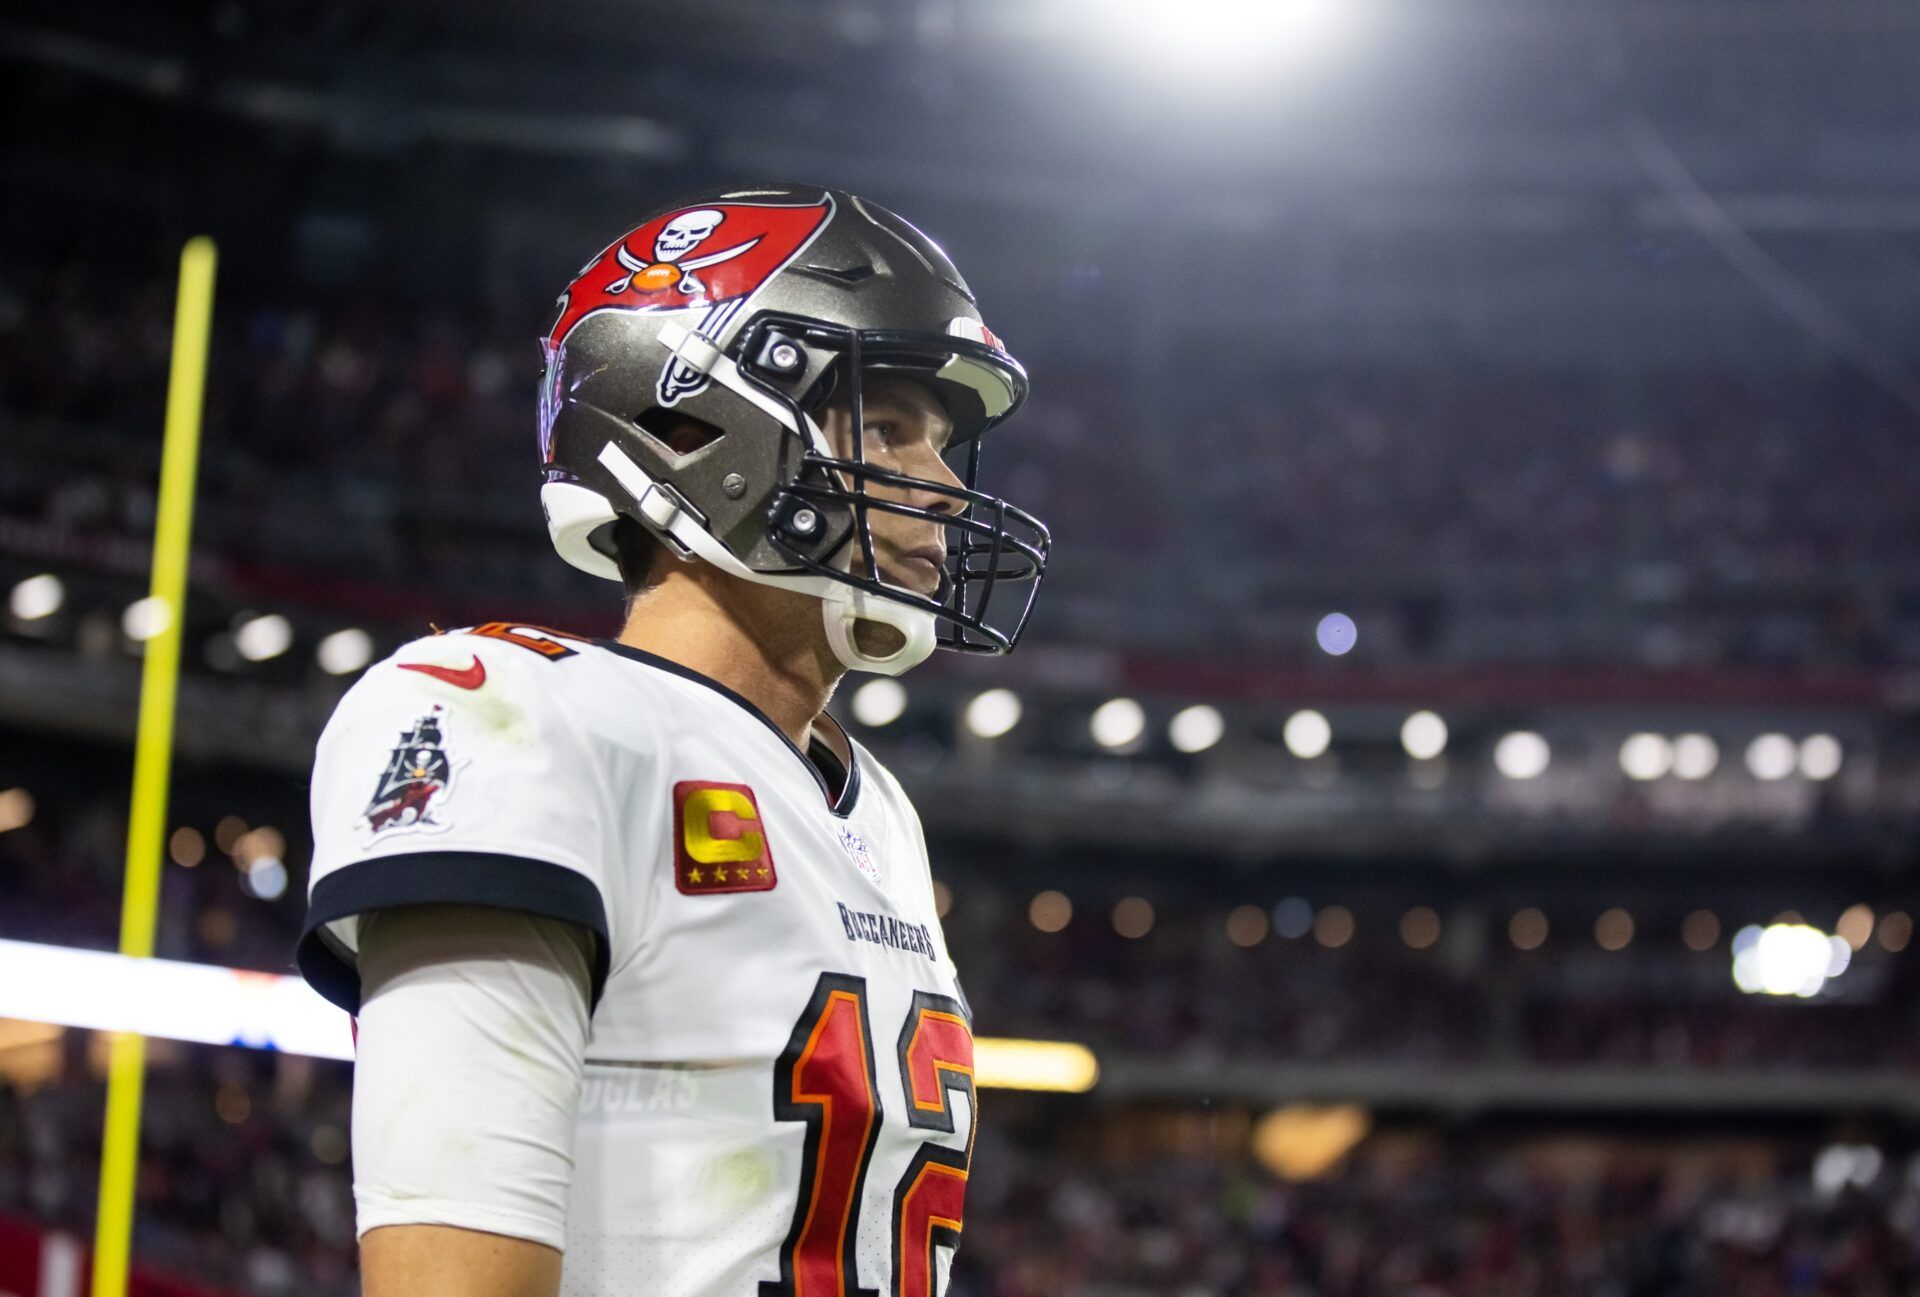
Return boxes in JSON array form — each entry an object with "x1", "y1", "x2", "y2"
[{"x1": 350, "y1": 905, "x2": 593, "y2": 1251}]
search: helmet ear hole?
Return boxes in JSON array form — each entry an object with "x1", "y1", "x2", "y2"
[{"x1": 632, "y1": 409, "x2": 726, "y2": 463}]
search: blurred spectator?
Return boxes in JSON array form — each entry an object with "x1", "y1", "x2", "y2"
[{"x1": 6, "y1": 260, "x2": 1918, "y2": 665}]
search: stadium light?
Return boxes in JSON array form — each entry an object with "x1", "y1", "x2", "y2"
[
  {"x1": 850, "y1": 677, "x2": 908, "y2": 728},
  {"x1": 1282, "y1": 709, "x2": 1332, "y2": 759},
  {"x1": 0, "y1": 788, "x2": 34, "y2": 834},
  {"x1": 1168, "y1": 704, "x2": 1224, "y2": 754},
  {"x1": 1509, "y1": 908, "x2": 1548, "y2": 950},
  {"x1": 1097, "y1": 0, "x2": 1357, "y2": 83},
  {"x1": 1273, "y1": 897, "x2": 1314, "y2": 939},
  {"x1": 1836, "y1": 904, "x2": 1874, "y2": 951},
  {"x1": 1745, "y1": 733, "x2": 1797, "y2": 781},
  {"x1": 168, "y1": 827, "x2": 205, "y2": 868},
  {"x1": 0, "y1": 938, "x2": 353, "y2": 1059},
  {"x1": 1731, "y1": 923, "x2": 1850, "y2": 998},
  {"x1": 1799, "y1": 734, "x2": 1843, "y2": 781},
  {"x1": 964, "y1": 688, "x2": 1021, "y2": 739},
  {"x1": 316, "y1": 628, "x2": 375, "y2": 676},
  {"x1": 1618, "y1": 733, "x2": 1673, "y2": 781},
  {"x1": 234, "y1": 612, "x2": 293, "y2": 662},
  {"x1": 1112, "y1": 896, "x2": 1155, "y2": 939},
  {"x1": 121, "y1": 596, "x2": 172, "y2": 642},
  {"x1": 9, "y1": 574, "x2": 64, "y2": 621},
  {"x1": 1028, "y1": 890, "x2": 1072, "y2": 932},
  {"x1": 1313, "y1": 905, "x2": 1354, "y2": 948},
  {"x1": 1252, "y1": 1104, "x2": 1371, "y2": 1181},
  {"x1": 1227, "y1": 904, "x2": 1270, "y2": 948},
  {"x1": 242, "y1": 858, "x2": 288, "y2": 901},
  {"x1": 1315, "y1": 612, "x2": 1357, "y2": 656},
  {"x1": 1595, "y1": 908, "x2": 1635, "y2": 951},
  {"x1": 0, "y1": 938, "x2": 1092, "y2": 1089},
  {"x1": 1682, "y1": 909, "x2": 1721, "y2": 952},
  {"x1": 971, "y1": 1038, "x2": 1100, "y2": 1093},
  {"x1": 1400, "y1": 710, "x2": 1447, "y2": 760},
  {"x1": 1090, "y1": 697, "x2": 1146, "y2": 749},
  {"x1": 1672, "y1": 733, "x2": 1719, "y2": 780},
  {"x1": 1399, "y1": 906, "x2": 1440, "y2": 950},
  {"x1": 1494, "y1": 731, "x2": 1550, "y2": 780}
]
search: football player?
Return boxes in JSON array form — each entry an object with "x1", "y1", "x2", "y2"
[{"x1": 297, "y1": 184, "x2": 1049, "y2": 1297}]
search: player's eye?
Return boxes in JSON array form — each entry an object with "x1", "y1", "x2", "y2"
[{"x1": 864, "y1": 421, "x2": 900, "y2": 450}]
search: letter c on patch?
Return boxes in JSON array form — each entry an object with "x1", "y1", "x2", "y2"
[{"x1": 682, "y1": 786, "x2": 763, "y2": 864}]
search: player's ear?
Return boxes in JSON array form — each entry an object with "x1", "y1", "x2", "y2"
[{"x1": 633, "y1": 410, "x2": 725, "y2": 460}]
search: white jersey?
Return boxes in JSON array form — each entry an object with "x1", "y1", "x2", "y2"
[{"x1": 299, "y1": 623, "x2": 976, "y2": 1297}]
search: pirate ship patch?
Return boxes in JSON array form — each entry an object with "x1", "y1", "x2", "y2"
[{"x1": 361, "y1": 706, "x2": 461, "y2": 836}]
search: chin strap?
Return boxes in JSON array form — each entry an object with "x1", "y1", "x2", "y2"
[{"x1": 820, "y1": 585, "x2": 938, "y2": 676}]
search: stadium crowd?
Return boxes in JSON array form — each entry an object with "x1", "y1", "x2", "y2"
[
  {"x1": 6, "y1": 260, "x2": 1919, "y2": 666},
  {"x1": 3, "y1": 779, "x2": 1915, "y2": 1075},
  {"x1": 4, "y1": 1046, "x2": 1918, "y2": 1297}
]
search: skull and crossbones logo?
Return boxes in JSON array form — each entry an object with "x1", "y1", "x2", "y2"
[{"x1": 605, "y1": 209, "x2": 762, "y2": 298}]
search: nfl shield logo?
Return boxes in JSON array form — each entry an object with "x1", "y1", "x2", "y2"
[{"x1": 837, "y1": 824, "x2": 881, "y2": 885}]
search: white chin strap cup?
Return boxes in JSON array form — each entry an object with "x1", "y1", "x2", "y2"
[{"x1": 821, "y1": 584, "x2": 938, "y2": 677}]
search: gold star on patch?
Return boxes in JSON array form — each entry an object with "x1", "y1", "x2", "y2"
[
  {"x1": 713, "y1": 866, "x2": 729, "y2": 882},
  {"x1": 757, "y1": 866, "x2": 771, "y2": 878},
  {"x1": 687, "y1": 867, "x2": 703, "y2": 884}
]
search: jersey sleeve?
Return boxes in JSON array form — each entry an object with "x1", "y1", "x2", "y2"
[{"x1": 297, "y1": 631, "x2": 619, "y2": 1016}]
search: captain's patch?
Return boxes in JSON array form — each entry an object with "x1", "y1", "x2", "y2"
[{"x1": 673, "y1": 781, "x2": 778, "y2": 894}]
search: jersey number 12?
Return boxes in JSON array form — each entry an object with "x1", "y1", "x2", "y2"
[{"x1": 761, "y1": 973, "x2": 974, "y2": 1297}]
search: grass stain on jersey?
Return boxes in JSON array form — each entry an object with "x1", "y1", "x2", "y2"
[{"x1": 696, "y1": 1148, "x2": 776, "y2": 1215}]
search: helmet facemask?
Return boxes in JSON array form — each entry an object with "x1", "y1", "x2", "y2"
[{"x1": 742, "y1": 316, "x2": 1051, "y2": 660}]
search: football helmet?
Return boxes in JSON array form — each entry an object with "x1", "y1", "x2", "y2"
[{"x1": 538, "y1": 183, "x2": 1049, "y2": 675}]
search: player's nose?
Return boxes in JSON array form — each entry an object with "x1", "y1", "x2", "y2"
[{"x1": 903, "y1": 445, "x2": 966, "y2": 513}]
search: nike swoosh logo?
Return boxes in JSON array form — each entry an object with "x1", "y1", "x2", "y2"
[{"x1": 398, "y1": 657, "x2": 487, "y2": 690}]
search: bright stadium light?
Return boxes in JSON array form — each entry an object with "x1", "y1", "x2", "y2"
[
  {"x1": 10, "y1": 574, "x2": 64, "y2": 621},
  {"x1": 1619, "y1": 733, "x2": 1673, "y2": 781},
  {"x1": 122, "y1": 596, "x2": 172, "y2": 642},
  {"x1": 1799, "y1": 734, "x2": 1843, "y2": 781},
  {"x1": 1494, "y1": 731, "x2": 1550, "y2": 780},
  {"x1": 1282, "y1": 709, "x2": 1331, "y2": 759},
  {"x1": 234, "y1": 613, "x2": 293, "y2": 662},
  {"x1": 1672, "y1": 733, "x2": 1719, "y2": 780},
  {"x1": 316, "y1": 628, "x2": 375, "y2": 676},
  {"x1": 971, "y1": 1037, "x2": 1100, "y2": 1093},
  {"x1": 1315, "y1": 612, "x2": 1357, "y2": 656},
  {"x1": 1097, "y1": 0, "x2": 1357, "y2": 82},
  {"x1": 1731, "y1": 923, "x2": 1851, "y2": 998},
  {"x1": 1168, "y1": 704, "x2": 1225, "y2": 754},
  {"x1": 0, "y1": 938, "x2": 1091, "y2": 1088},
  {"x1": 1745, "y1": 733, "x2": 1797, "y2": 781},
  {"x1": 1400, "y1": 710, "x2": 1447, "y2": 760},
  {"x1": 0, "y1": 938, "x2": 354, "y2": 1059},
  {"x1": 850, "y1": 678, "x2": 908, "y2": 728},
  {"x1": 964, "y1": 688, "x2": 1022, "y2": 739},
  {"x1": 1090, "y1": 697, "x2": 1146, "y2": 749}
]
